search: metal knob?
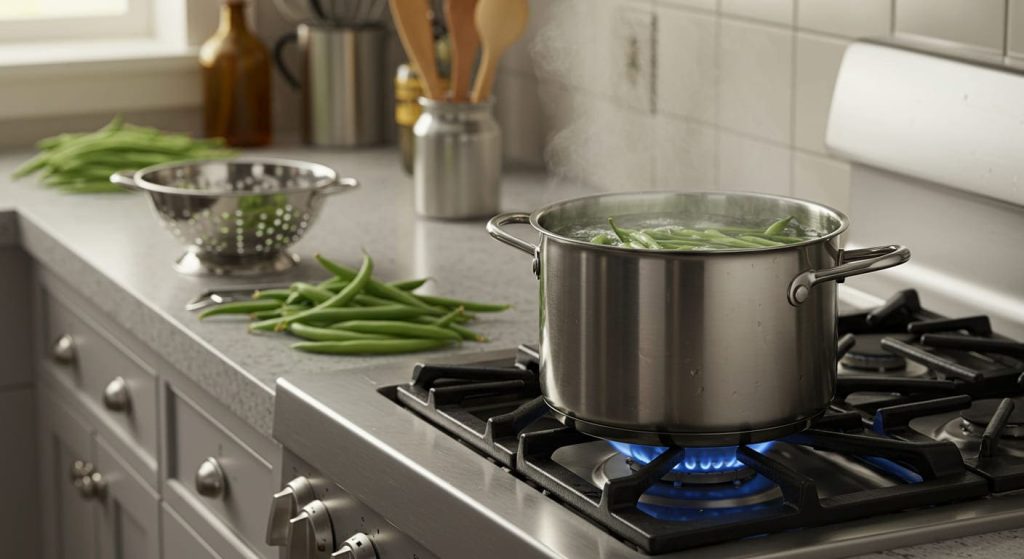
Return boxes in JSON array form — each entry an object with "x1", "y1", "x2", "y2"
[
  {"x1": 288, "y1": 500, "x2": 335, "y2": 559},
  {"x1": 70, "y1": 460, "x2": 106, "y2": 500},
  {"x1": 102, "y1": 376, "x2": 131, "y2": 413},
  {"x1": 266, "y1": 476, "x2": 315, "y2": 546},
  {"x1": 331, "y1": 533, "x2": 378, "y2": 559},
  {"x1": 194, "y1": 457, "x2": 226, "y2": 499},
  {"x1": 52, "y1": 334, "x2": 76, "y2": 364}
]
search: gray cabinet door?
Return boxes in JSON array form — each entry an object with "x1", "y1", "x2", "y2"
[
  {"x1": 162, "y1": 504, "x2": 221, "y2": 559},
  {"x1": 38, "y1": 391, "x2": 98, "y2": 559},
  {"x1": 94, "y1": 435, "x2": 160, "y2": 559}
]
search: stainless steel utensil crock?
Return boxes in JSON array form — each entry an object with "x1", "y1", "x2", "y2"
[
  {"x1": 414, "y1": 98, "x2": 501, "y2": 219},
  {"x1": 487, "y1": 191, "x2": 910, "y2": 447},
  {"x1": 274, "y1": 24, "x2": 386, "y2": 147},
  {"x1": 111, "y1": 158, "x2": 357, "y2": 276}
]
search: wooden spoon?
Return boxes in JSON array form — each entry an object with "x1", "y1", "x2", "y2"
[
  {"x1": 470, "y1": 0, "x2": 528, "y2": 103},
  {"x1": 389, "y1": 0, "x2": 443, "y2": 99},
  {"x1": 445, "y1": 0, "x2": 479, "y2": 102}
]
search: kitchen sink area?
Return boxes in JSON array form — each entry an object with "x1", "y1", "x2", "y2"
[{"x1": 2, "y1": 1, "x2": 1024, "y2": 559}]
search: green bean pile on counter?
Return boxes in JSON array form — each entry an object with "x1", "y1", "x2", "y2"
[
  {"x1": 196, "y1": 253, "x2": 510, "y2": 356},
  {"x1": 592, "y1": 216, "x2": 814, "y2": 250},
  {"x1": 12, "y1": 115, "x2": 234, "y2": 194}
]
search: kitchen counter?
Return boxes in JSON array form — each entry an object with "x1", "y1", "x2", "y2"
[
  {"x1": 2, "y1": 147, "x2": 1021, "y2": 559},
  {"x1": 0, "y1": 147, "x2": 589, "y2": 437}
]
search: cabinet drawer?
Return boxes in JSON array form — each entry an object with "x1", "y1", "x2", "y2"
[
  {"x1": 167, "y1": 388, "x2": 273, "y2": 554},
  {"x1": 42, "y1": 288, "x2": 158, "y2": 474},
  {"x1": 162, "y1": 504, "x2": 219, "y2": 559}
]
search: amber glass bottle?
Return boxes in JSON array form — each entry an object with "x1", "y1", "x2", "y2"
[{"x1": 199, "y1": 0, "x2": 271, "y2": 146}]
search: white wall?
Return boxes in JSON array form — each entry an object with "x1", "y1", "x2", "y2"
[{"x1": 495, "y1": 0, "x2": 1024, "y2": 213}]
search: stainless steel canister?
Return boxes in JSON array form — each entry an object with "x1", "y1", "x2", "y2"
[
  {"x1": 413, "y1": 98, "x2": 501, "y2": 219},
  {"x1": 274, "y1": 24, "x2": 385, "y2": 147},
  {"x1": 487, "y1": 192, "x2": 911, "y2": 447}
]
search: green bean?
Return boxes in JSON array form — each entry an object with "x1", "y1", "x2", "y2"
[
  {"x1": 291, "y1": 339, "x2": 456, "y2": 355},
  {"x1": 590, "y1": 233, "x2": 616, "y2": 245},
  {"x1": 414, "y1": 294, "x2": 510, "y2": 313},
  {"x1": 315, "y1": 254, "x2": 431, "y2": 309},
  {"x1": 630, "y1": 230, "x2": 663, "y2": 249},
  {"x1": 607, "y1": 218, "x2": 631, "y2": 244},
  {"x1": 292, "y1": 282, "x2": 333, "y2": 304},
  {"x1": 249, "y1": 305, "x2": 430, "y2": 331},
  {"x1": 285, "y1": 291, "x2": 302, "y2": 305},
  {"x1": 433, "y1": 307, "x2": 465, "y2": 327},
  {"x1": 410, "y1": 317, "x2": 486, "y2": 342},
  {"x1": 354, "y1": 294, "x2": 393, "y2": 307},
  {"x1": 252, "y1": 288, "x2": 291, "y2": 301},
  {"x1": 198, "y1": 299, "x2": 281, "y2": 319},
  {"x1": 738, "y1": 235, "x2": 784, "y2": 247},
  {"x1": 703, "y1": 229, "x2": 763, "y2": 248},
  {"x1": 330, "y1": 320, "x2": 462, "y2": 341},
  {"x1": 288, "y1": 323, "x2": 391, "y2": 342},
  {"x1": 389, "y1": 278, "x2": 430, "y2": 291},
  {"x1": 764, "y1": 216, "x2": 794, "y2": 236},
  {"x1": 263, "y1": 254, "x2": 375, "y2": 331},
  {"x1": 751, "y1": 233, "x2": 806, "y2": 244}
]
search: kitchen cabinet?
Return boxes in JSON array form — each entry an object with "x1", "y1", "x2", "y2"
[{"x1": 30, "y1": 268, "x2": 278, "y2": 559}]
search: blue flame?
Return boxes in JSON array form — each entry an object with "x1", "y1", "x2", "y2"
[{"x1": 608, "y1": 441, "x2": 774, "y2": 473}]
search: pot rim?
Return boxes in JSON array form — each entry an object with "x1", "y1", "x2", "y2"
[{"x1": 528, "y1": 190, "x2": 851, "y2": 255}]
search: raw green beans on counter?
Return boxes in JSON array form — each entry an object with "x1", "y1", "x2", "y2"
[
  {"x1": 11, "y1": 115, "x2": 235, "y2": 194},
  {"x1": 588, "y1": 216, "x2": 818, "y2": 250},
  {"x1": 194, "y1": 252, "x2": 510, "y2": 356}
]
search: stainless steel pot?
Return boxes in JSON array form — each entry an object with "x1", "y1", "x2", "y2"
[{"x1": 487, "y1": 191, "x2": 910, "y2": 447}]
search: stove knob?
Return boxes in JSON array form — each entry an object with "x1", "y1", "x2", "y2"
[
  {"x1": 288, "y1": 500, "x2": 335, "y2": 559},
  {"x1": 266, "y1": 476, "x2": 316, "y2": 546},
  {"x1": 331, "y1": 533, "x2": 377, "y2": 559}
]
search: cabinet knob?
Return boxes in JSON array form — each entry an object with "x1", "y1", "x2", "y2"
[
  {"x1": 52, "y1": 334, "x2": 76, "y2": 364},
  {"x1": 102, "y1": 376, "x2": 131, "y2": 413},
  {"x1": 70, "y1": 461, "x2": 106, "y2": 500},
  {"x1": 194, "y1": 457, "x2": 227, "y2": 499},
  {"x1": 288, "y1": 500, "x2": 335, "y2": 559},
  {"x1": 267, "y1": 476, "x2": 316, "y2": 546},
  {"x1": 332, "y1": 533, "x2": 378, "y2": 559}
]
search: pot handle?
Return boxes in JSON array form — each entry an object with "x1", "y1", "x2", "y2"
[
  {"x1": 486, "y1": 213, "x2": 538, "y2": 256},
  {"x1": 788, "y1": 245, "x2": 911, "y2": 306}
]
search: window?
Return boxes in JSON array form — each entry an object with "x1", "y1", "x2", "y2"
[{"x1": 0, "y1": 0, "x2": 153, "y2": 43}]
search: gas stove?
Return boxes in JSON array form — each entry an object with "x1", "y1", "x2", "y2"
[{"x1": 385, "y1": 289, "x2": 1024, "y2": 555}]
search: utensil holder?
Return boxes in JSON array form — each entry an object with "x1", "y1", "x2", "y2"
[{"x1": 413, "y1": 98, "x2": 502, "y2": 219}]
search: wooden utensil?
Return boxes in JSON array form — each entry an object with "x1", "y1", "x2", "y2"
[
  {"x1": 470, "y1": 0, "x2": 528, "y2": 103},
  {"x1": 445, "y1": 0, "x2": 479, "y2": 101},
  {"x1": 389, "y1": 0, "x2": 443, "y2": 99}
]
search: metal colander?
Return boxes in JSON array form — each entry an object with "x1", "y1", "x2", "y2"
[{"x1": 111, "y1": 158, "x2": 358, "y2": 276}]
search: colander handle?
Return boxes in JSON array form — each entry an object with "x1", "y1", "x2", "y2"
[
  {"x1": 319, "y1": 177, "x2": 359, "y2": 195},
  {"x1": 109, "y1": 170, "x2": 141, "y2": 190}
]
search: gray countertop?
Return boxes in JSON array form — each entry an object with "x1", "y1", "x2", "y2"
[
  {"x1": 0, "y1": 147, "x2": 590, "y2": 436},
  {"x1": 1, "y1": 147, "x2": 1019, "y2": 558}
]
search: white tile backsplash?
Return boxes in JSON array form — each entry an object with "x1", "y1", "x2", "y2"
[
  {"x1": 895, "y1": 0, "x2": 1006, "y2": 53},
  {"x1": 658, "y1": 0, "x2": 718, "y2": 12},
  {"x1": 794, "y1": 33, "x2": 848, "y2": 154},
  {"x1": 792, "y1": 151, "x2": 851, "y2": 212},
  {"x1": 494, "y1": 0, "x2": 1022, "y2": 197},
  {"x1": 656, "y1": 7, "x2": 718, "y2": 122},
  {"x1": 719, "y1": 19, "x2": 793, "y2": 143},
  {"x1": 718, "y1": 131, "x2": 792, "y2": 194},
  {"x1": 654, "y1": 114, "x2": 718, "y2": 189},
  {"x1": 1009, "y1": 0, "x2": 1024, "y2": 57},
  {"x1": 720, "y1": 0, "x2": 794, "y2": 25},
  {"x1": 796, "y1": 0, "x2": 892, "y2": 38}
]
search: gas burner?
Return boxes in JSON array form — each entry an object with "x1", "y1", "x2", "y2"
[
  {"x1": 607, "y1": 441, "x2": 770, "y2": 484},
  {"x1": 961, "y1": 398, "x2": 1024, "y2": 439},
  {"x1": 593, "y1": 451, "x2": 782, "y2": 511},
  {"x1": 840, "y1": 333, "x2": 911, "y2": 372}
]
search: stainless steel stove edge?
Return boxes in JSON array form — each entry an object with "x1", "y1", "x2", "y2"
[{"x1": 273, "y1": 351, "x2": 1024, "y2": 559}]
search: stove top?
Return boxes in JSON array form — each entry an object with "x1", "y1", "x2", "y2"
[{"x1": 390, "y1": 289, "x2": 1024, "y2": 555}]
